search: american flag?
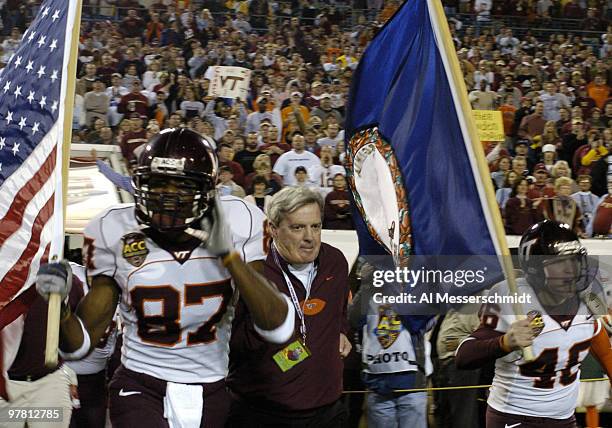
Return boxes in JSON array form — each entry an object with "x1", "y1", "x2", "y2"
[{"x1": 0, "y1": 0, "x2": 81, "y2": 399}]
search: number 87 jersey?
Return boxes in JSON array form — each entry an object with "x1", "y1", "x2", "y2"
[
  {"x1": 83, "y1": 197, "x2": 267, "y2": 384},
  {"x1": 477, "y1": 279, "x2": 600, "y2": 420}
]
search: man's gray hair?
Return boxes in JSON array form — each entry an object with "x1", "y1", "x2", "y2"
[{"x1": 266, "y1": 186, "x2": 324, "y2": 226}]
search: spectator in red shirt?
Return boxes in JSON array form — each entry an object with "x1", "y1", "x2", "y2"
[
  {"x1": 518, "y1": 100, "x2": 546, "y2": 143},
  {"x1": 120, "y1": 113, "x2": 148, "y2": 164},
  {"x1": 117, "y1": 79, "x2": 149, "y2": 118},
  {"x1": 573, "y1": 129, "x2": 609, "y2": 176},
  {"x1": 527, "y1": 163, "x2": 555, "y2": 199},
  {"x1": 504, "y1": 178, "x2": 542, "y2": 235},
  {"x1": 498, "y1": 94, "x2": 517, "y2": 137},
  {"x1": 145, "y1": 11, "x2": 164, "y2": 45},
  {"x1": 96, "y1": 53, "x2": 118, "y2": 87},
  {"x1": 218, "y1": 143, "x2": 245, "y2": 187}
]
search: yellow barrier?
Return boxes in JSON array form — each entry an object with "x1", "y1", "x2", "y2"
[{"x1": 342, "y1": 377, "x2": 610, "y2": 394}]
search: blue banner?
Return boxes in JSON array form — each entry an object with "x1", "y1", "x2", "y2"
[{"x1": 345, "y1": 0, "x2": 504, "y2": 302}]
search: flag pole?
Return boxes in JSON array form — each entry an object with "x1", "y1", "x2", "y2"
[
  {"x1": 428, "y1": 0, "x2": 533, "y2": 360},
  {"x1": 45, "y1": 0, "x2": 84, "y2": 368}
]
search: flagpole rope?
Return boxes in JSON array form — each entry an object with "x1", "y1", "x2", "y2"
[{"x1": 341, "y1": 377, "x2": 610, "y2": 394}]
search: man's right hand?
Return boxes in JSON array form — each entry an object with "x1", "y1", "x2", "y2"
[
  {"x1": 503, "y1": 318, "x2": 535, "y2": 350},
  {"x1": 36, "y1": 261, "x2": 72, "y2": 302}
]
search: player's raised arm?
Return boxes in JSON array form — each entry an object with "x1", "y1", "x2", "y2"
[
  {"x1": 36, "y1": 264, "x2": 120, "y2": 358},
  {"x1": 186, "y1": 195, "x2": 293, "y2": 341}
]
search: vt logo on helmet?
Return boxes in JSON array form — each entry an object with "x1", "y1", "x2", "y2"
[{"x1": 132, "y1": 128, "x2": 218, "y2": 231}]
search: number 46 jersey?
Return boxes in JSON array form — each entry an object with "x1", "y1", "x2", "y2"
[
  {"x1": 83, "y1": 196, "x2": 266, "y2": 384},
  {"x1": 476, "y1": 279, "x2": 600, "y2": 420}
]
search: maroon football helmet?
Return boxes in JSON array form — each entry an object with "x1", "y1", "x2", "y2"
[
  {"x1": 132, "y1": 128, "x2": 218, "y2": 231},
  {"x1": 519, "y1": 220, "x2": 591, "y2": 293}
]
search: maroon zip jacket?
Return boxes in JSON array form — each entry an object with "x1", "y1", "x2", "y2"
[{"x1": 228, "y1": 242, "x2": 350, "y2": 411}]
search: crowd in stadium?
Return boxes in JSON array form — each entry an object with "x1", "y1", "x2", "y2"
[
  {"x1": 2, "y1": 0, "x2": 611, "y2": 238},
  {"x1": 1, "y1": 0, "x2": 612, "y2": 428}
]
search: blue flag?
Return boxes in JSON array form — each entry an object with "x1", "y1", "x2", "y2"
[{"x1": 345, "y1": 0, "x2": 504, "y2": 298}]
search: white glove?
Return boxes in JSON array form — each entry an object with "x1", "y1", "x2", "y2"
[
  {"x1": 186, "y1": 195, "x2": 233, "y2": 257},
  {"x1": 36, "y1": 260, "x2": 73, "y2": 302}
]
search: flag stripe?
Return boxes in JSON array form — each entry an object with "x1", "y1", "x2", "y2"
[
  {"x1": 0, "y1": 194, "x2": 55, "y2": 302},
  {"x1": 41, "y1": 242, "x2": 51, "y2": 265},
  {"x1": 21, "y1": 221, "x2": 55, "y2": 302},
  {"x1": 0, "y1": 122, "x2": 59, "y2": 218},
  {"x1": 0, "y1": 160, "x2": 58, "y2": 284},
  {"x1": 0, "y1": 146, "x2": 57, "y2": 244},
  {"x1": 0, "y1": 285, "x2": 37, "y2": 331}
]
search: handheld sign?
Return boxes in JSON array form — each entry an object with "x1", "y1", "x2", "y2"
[
  {"x1": 208, "y1": 66, "x2": 252, "y2": 101},
  {"x1": 472, "y1": 110, "x2": 505, "y2": 142}
]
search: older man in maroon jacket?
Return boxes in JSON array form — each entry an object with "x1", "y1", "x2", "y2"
[{"x1": 228, "y1": 186, "x2": 352, "y2": 427}]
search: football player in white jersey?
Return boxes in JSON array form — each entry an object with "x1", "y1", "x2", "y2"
[
  {"x1": 36, "y1": 128, "x2": 295, "y2": 428},
  {"x1": 455, "y1": 220, "x2": 612, "y2": 428}
]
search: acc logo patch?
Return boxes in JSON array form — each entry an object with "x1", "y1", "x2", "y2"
[
  {"x1": 374, "y1": 305, "x2": 402, "y2": 349},
  {"x1": 122, "y1": 232, "x2": 149, "y2": 267},
  {"x1": 301, "y1": 298, "x2": 326, "y2": 316}
]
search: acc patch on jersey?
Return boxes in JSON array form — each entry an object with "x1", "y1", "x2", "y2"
[
  {"x1": 122, "y1": 232, "x2": 149, "y2": 267},
  {"x1": 375, "y1": 305, "x2": 402, "y2": 349}
]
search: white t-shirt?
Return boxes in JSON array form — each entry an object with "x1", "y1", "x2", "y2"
[
  {"x1": 273, "y1": 150, "x2": 320, "y2": 186},
  {"x1": 307, "y1": 164, "x2": 345, "y2": 198}
]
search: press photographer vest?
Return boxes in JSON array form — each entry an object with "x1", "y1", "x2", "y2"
[{"x1": 362, "y1": 303, "x2": 419, "y2": 374}]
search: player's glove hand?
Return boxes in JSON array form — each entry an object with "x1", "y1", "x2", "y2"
[
  {"x1": 503, "y1": 318, "x2": 534, "y2": 351},
  {"x1": 36, "y1": 260, "x2": 72, "y2": 302},
  {"x1": 185, "y1": 194, "x2": 233, "y2": 257}
]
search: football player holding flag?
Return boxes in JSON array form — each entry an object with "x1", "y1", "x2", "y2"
[
  {"x1": 36, "y1": 128, "x2": 294, "y2": 427},
  {"x1": 456, "y1": 220, "x2": 612, "y2": 428}
]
